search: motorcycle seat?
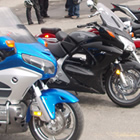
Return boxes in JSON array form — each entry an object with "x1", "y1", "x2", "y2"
[
  {"x1": 55, "y1": 31, "x2": 68, "y2": 41},
  {"x1": 48, "y1": 42, "x2": 67, "y2": 59},
  {"x1": 41, "y1": 28, "x2": 61, "y2": 34}
]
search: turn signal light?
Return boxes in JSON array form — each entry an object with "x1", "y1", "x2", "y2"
[
  {"x1": 106, "y1": 30, "x2": 115, "y2": 38},
  {"x1": 44, "y1": 41, "x2": 48, "y2": 47},
  {"x1": 116, "y1": 69, "x2": 121, "y2": 75},
  {"x1": 5, "y1": 40, "x2": 15, "y2": 48},
  {"x1": 130, "y1": 32, "x2": 134, "y2": 38},
  {"x1": 33, "y1": 111, "x2": 42, "y2": 117}
]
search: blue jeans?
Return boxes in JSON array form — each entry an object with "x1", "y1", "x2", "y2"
[{"x1": 68, "y1": 0, "x2": 80, "y2": 17}]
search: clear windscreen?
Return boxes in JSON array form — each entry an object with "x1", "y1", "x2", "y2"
[
  {"x1": 0, "y1": 7, "x2": 37, "y2": 43},
  {"x1": 97, "y1": 3, "x2": 125, "y2": 31}
]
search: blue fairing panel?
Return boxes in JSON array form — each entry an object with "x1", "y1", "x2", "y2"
[{"x1": 40, "y1": 88, "x2": 79, "y2": 119}]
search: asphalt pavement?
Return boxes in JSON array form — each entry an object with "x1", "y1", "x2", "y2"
[{"x1": 1, "y1": 0, "x2": 140, "y2": 140}]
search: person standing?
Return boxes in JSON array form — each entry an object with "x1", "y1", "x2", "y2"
[
  {"x1": 65, "y1": 0, "x2": 70, "y2": 11},
  {"x1": 64, "y1": 0, "x2": 81, "y2": 19},
  {"x1": 25, "y1": 0, "x2": 45, "y2": 25},
  {"x1": 39, "y1": 0, "x2": 50, "y2": 18}
]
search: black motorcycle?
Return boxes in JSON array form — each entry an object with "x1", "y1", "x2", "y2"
[{"x1": 43, "y1": 3, "x2": 140, "y2": 107}]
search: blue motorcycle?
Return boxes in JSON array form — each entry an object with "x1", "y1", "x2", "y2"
[{"x1": 0, "y1": 7, "x2": 84, "y2": 140}]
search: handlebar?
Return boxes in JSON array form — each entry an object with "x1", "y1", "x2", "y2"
[
  {"x1": 89, "y1": 11, "x2": 100, "y2": 18},
  {"x1": 77, "y1": 22, "x2": 99, "y2": 28}
]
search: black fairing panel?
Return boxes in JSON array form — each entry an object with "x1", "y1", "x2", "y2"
[
  {"x1": 64, "y1": 64, "x2": 94, "y2": 76},
  {"x1": 61, "y1": 31, "x2": 97, "y2": 54},
  {"x1": 63, "y1": 63, "x2": 105, "y2": 93},
  {"x1": 82, "y1": 41, "x2": 123, "y2": 56}
]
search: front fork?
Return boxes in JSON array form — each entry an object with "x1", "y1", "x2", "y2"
[
  {"x1": 27, "y1": 80, "x2": 79, "y2": 122},
  {"x1": 115, "y1": 51, "x2": 140, "y2": 86},
  {"x1": 132, "y1": 51, "x2": 140, "y2": 63},
  {"x1": 32, "y1": 82, "x2": 51, "y2": 122},
  {"x1": 115, "y1": 60, "x2": 128, "y2": 87}
]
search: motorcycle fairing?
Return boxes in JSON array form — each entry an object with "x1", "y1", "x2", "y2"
[
  {"x1": 0, "y1": 37, "x2": 57, "y2": 80},
  {"x1": 121, "y1": 59, "x2": 140, "y2": 71},
  {"x1": 0, "y1": 67, "x2": 41, "y2": 104},
  {"x1": 40, "y1": 88, "x2": 79, "y2": 119}
]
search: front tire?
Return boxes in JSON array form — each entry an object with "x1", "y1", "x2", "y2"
[
  {"x1": 106, "y1": 69, "x2": 140, "y2": 107},
  {"x1": 29, "y1": 103, "x2": 84, "y2": 140}
]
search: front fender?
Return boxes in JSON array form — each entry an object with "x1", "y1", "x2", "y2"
[
  {"x1": 40, "y1": 88, "x2": 79, "y2": 119},
  {"x1": 121, "y1": 60, "x2": 140, "y2": 71}
]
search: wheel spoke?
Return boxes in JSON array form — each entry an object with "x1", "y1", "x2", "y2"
[
  {"x1": 52, "y1": 136, "x2": 56, "y2": 140},
  {"x1": 120, "y1": 92, "x2": 127, "y2": 100}
]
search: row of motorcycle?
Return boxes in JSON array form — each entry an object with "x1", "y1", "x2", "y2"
[{"x1": 0, "y1": 2, "x2": 140, "y2": 140}]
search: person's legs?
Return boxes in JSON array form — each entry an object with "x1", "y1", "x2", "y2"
[
  {"x1": 39, "y1": 0, "x2": 45, "y2": 16},
  {"x1": 26, "y1": 7, "x2": 34, "y2": 24},
  {"x1": 65, "y1": 0, "x2": 73, "y2": 17},
  {"x1": 32, "y1": 0, "x2": 44, "y2": 23},
  {"x1": 65, "y1": 0, "x2": 70, "y2": 10},
  {"x1": 74, "y1": 4, "x2": 80, "y2": 17},
  {"x1": 44, "y1": 0, "x2": 50, "y2": 17}
]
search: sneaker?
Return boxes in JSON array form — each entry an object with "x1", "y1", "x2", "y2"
[
  {"x1": 71, "y1": 16, "x2": 79, "y2": 19},
  {"x1": 64, "y1": 15, "x2": 71, "y2": 18}
]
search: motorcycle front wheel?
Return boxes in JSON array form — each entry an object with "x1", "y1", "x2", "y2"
[
  {"x1": 29, "y1": 103, "x2": 84, "y2": 140},
  {"x1": 106, "y1": 69, "x2": 140, "y2": 107}
]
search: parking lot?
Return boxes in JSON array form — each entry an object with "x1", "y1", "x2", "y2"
[{"x1": 0, "y1": 0, "x2": 140, "y2": 139}]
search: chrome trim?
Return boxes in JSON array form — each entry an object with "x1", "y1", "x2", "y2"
[
  {"x1": 32, "y1": 85, "x2": 51, "y2": 122},
  {"x1": 132, "y1": 51, "x2": 140, "y2": 63}
]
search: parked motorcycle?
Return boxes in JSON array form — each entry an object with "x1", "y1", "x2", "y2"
[
  {"x1": 38, "y1": 3, "x2": 140, "y2": 108},
  {"x1": 37, "y1": 3, "x2": 140, "y2": 49},
  {"x1": 111, "y1": 3, "x2": 140, "y2": 38},
  {"x1": 0, "y1": 7, "x2": 84, "y2": 140}
]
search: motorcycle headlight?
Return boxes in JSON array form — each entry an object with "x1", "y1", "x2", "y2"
[
  {"x1": 22, "y1": 54, "x2": 55, "y2": 74},
  {"x1": 118, "y1": 36, "x2": 136, "y2": 52}
]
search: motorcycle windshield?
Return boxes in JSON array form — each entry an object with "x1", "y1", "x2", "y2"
[
  {"x1": 0, "y1": 7, "x2": 36, "y2": 43},
  {"x1": 97, "y1": 3, "x2": 125, "y2": 31}
]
